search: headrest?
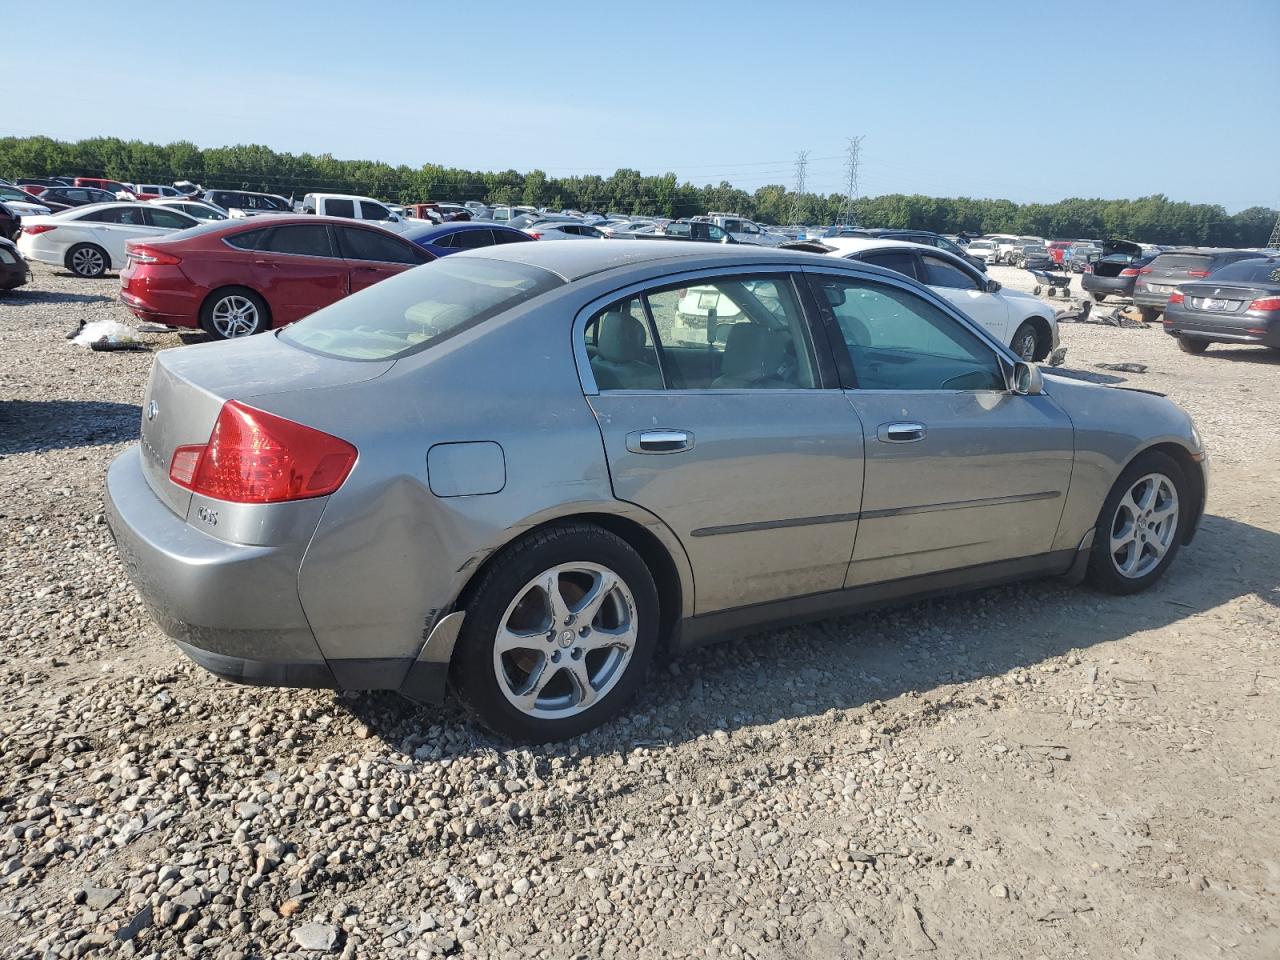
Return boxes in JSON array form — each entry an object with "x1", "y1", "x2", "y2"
[{"x1": 597, "y1": 311, "x2": 649, "y2": 363}]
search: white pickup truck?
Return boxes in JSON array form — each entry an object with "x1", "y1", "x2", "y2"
[
  {"x1": 700, "y1": 214, "x2": 786, "y2": 247},
  {"x1": 302, "y1": 193, "x2": 409, "y2": 233}
]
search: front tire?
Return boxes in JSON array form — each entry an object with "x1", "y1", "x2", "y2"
[
  {"x1": 1011, "y1": 322, "x2": 1039, "y2": 361},
  {"x1": 1178, "y1": 337, "x2": 1209, "y2": 354},
  {"x1": 200, "y1": 288, "x2": 269, "y2": 339},
  {"x1": 1087, "y1": 451, "x2": 1187, "y2": 595},
  {"x1": 1139, "y1": 307, "x2": 1161, "y2": 324},
  {"x1": 451, "y1": 524, "x2": 661, "y2": 742},
  {"x1": 66, "y1": 243, "x2": 109, "y2": 278}
]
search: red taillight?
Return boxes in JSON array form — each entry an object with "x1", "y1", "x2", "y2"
[
  {"x1": 1248, "y1": 296, "x2": 1280, "y2": 311},
  {"x1": 1119, "y1": 267, "x2": 1139, "y2": 277},
  {"x1": 1138, "y1": 266, "x2": 1153, "y2": 275},
  {"x1": 21, "y1": 224, "x2": 56, "y2": 235},
  {"x1": 1083, "y1": 264, "x2": 1093, "y2": 273},
  {"x1": 129, "y1": 244, "x2": 181, "y2": 265},
  {"x1": 1168, "y1": 291, "x2": 1185, "y2": 305},
  {"x1": 168, "y1": 401, "x2": 357, "y2": 503},
  {"x1": 526, "y1": 231, "x2": 543, "y2": 240},
  {"x1": 1186, "y1": 270, "x2": 1210, "y2": 278}
]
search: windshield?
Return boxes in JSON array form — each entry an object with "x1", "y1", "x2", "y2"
[{"x1": 280, "y1": 257, "x2": 564, "y2": 361}]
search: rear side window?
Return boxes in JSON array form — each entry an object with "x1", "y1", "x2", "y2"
[
  {"x1": 1208, "y1": 258, "x2": 1279, "y2": 282},
  {"x1": 1150, "y1": 253, "x2": 1211, "y2": 271},
  {"x1": 429, "y1": 232, "x2": 457, "y2": 249},
  {"x1": 586, "y1": 297, "x2": 664, "y2": 391},
  {"x1": 325, "y1": 198, "x2": 356, "y2": 218},
  {"x1": 262, "y1": 224, "x2": 335, "y2": 258},
  {"x1": 281, "y1": 258, "x2": 563, "y2": 361},
  {"x1": 859, "y1": 251, "x2": 918, "y2": 280},
  {"x1": 452, "y1": 229, "x2": 494, "y2": 250},
  {"x1": 335, "y1": 226, "x2": 423, "y2": 264},
  {"x1": 223, "y1": 227, "x2": 267, "y2": 250},
  {"x1": 147, "y1": 208, "x2": 197, "y2": 229}
]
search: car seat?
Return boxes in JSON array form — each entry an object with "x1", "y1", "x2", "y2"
[{"x1": 591, "y1": 311, "x2": 662, "y2": 390}]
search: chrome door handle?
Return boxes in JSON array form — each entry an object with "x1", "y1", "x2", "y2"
[
  {"x1": 877, "y1": 422, "x2": 926, "y2": 443},
  {"x1": 627, "y1": 429, "x2": 694, "y2": 454}
]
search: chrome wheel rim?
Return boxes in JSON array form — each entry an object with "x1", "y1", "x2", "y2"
[
  {"x1": 493, "y1": 563, "x2": 637, "y2": 720},
  {"x1": 210, "y1": 296, "x2": 260, "y2": 337},
  {"x1": 1110, "y1": 472, "x2": 1178, "y2": 579},
  {"x1": 72, "y1": 247, "x2": 104, "y2": 276},
  {"x1": 1014, "y1": 330, "x2": 1037, "y2": 360}
]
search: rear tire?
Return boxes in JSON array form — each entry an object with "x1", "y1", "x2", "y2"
[
  {"x1": 200, "y1": 287, "x2": 269, "y2": 340},
  {"x1": 1139, "y1": 307, "x2": 1161, "y2": 324},
  {"x1": 1093, "y1": 292, "x2": 1107, "y2": 303},
  {"x1": 450, "y1": 523, "x2": 661, "y2": 742},
  {"x1": 1178, "y1": 337, "x2": 1209, "y2": 354},
  {"x1": 1087, "y1": 450, "x2": 1187, "y2": 595},
  {"x1": 65, "y1": 243, "x2": 109, "y2": 278}
]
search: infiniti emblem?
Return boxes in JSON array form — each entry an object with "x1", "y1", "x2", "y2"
[{"x1": 147, "y1": 400, "x2": 158, "y2": 421}]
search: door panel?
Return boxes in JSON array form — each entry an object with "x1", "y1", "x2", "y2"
[
  {"x1": 845, "y1": 390, "x2": 1073, "y2": 584},
  {"x1": 590, "y1": 392, "x2": 865, "y2": 612}
]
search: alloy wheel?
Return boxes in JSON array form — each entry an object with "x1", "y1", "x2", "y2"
[
  {"x1": 492, "y1": 562, "x2": 637, "y2": 720},
  {"x1": 210, "y1": 295, "x2": 261, "y2": 338},
  {"x1": 1014, "y1": 330, "x2": 1037, "y2": 360},
  {"x1": 1109, "y1": 472, "x2": 1179, "y2": 579},
  {"x1": 71, "y1": 247, "x2": 105, "y2": 277}
]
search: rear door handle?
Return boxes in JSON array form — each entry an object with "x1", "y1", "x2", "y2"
[
  {"x1": 627, "y1": 429, "x2": 694, "y2": 454},
  {"x1": 877, "y1": 422, "x2": 926, "y2": 443}
]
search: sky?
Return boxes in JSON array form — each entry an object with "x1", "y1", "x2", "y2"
[{"x1": 7, "y1": 0, "x2": 1277, "y2": 211}]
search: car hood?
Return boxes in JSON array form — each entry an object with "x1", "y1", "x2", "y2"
[{"x1": 6, "y1": 201, "x2": 51, "y2": 216}]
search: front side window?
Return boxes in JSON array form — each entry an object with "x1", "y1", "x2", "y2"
[
  {"x1": 644, "y1": 276, "x2": 816, "y2": 389},
  {"x1": 281, "y1": 257, "x2": 563, "y2": 361},
  {"x1": 920, "y1": 255, "x2": 977, "y2": 290},
  {"x1": 325, "y1": 198, "x2": 356, "y2": 218},
  {"x1": 335, "y1": 226, "x2": 423, "y2": 264},
  {"x1": 360, "y1": 201, "x2": 390, "y2": 220},
  {"x1": 262, "y1": 224, "x2": 334, "y2": 258},
  {"x1": 812, "y1": 276, "x2": 1004, "y2": 391},
  {"x1": 493, "y1": 228, "x2": 531, "y2": 245},
  {"x1": 586, "y1": 297, "x2": 664, "y2": 391}
]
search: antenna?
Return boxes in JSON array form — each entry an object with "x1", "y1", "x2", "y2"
[
  {"x1": 791, "y1": 150, "x2": 809, "y2": 224},
  {"x1": 840, "y1": 136, "x2": 864, "y2": 226}
]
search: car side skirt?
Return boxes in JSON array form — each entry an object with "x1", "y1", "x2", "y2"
[{"x1": 675, "y1": 549, "x2": 1078, "y2": 652}]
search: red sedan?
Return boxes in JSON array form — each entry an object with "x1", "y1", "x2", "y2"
[{"x1": 119, "y1": 216, "x2": 433, "y2": 339}]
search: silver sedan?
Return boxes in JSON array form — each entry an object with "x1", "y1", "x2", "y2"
[{"x1": 106, "y1": 242, "x2": 1208, "y2": 741}]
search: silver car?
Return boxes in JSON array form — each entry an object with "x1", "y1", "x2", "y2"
[{"x1": 106, "y1": 242, "x2": 1208, "y2": 741}]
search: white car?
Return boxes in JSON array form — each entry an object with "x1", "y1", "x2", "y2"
[
  {"x1": 16, "y1": 202, "x2": 200, "y2": 278},
  {"x1": 523, "y1": 221, "x2": 607, "y2": 240},
  {"x1": 148, "y1": 198, "x2": 229, "y2": 221},
  {"x1": 965, "y1": 239, "x2": 997, "y2": 263},
  {"x1": 0, "y1": 185, "x2": 52, "y2": 219},
  {"x1": 814, "y1": 238, "x2": 1059, "y2": 361}
]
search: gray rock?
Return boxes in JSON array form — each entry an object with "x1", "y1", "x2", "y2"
[{"x1": 292, "y1": 922, "x2": 340, "y2": 952}]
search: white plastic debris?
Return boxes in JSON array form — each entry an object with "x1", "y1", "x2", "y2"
[{"x1": 72, "y1": 319, "x2": 141, "y2": 348}]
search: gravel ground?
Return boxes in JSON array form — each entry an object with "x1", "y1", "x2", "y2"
[{"x1": 1, "y1": 262, "x2": 1277, "y2": 960}]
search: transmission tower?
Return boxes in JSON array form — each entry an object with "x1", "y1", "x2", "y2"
[
  {"x1": 791, "y1": 150, "x2": 809, "y2": 224},
  {"x1": 840, "y1": 136, "x2": 864, "y2": 226},
  {"x1": 1268, "y1": 211, "x2": 1280, "y2": 250}
]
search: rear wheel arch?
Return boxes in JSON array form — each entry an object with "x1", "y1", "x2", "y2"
[{"x1": 451, "y1": 510, "x2": 689, "y2": 660}]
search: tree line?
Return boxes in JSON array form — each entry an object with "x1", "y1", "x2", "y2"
[{"x1": 2, "y1": 135, "x2": 1273, "y2": 247}]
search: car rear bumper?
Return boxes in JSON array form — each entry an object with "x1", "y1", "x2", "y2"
[
  {"x1": 1132, "y1": 286, "x2": 1177, "y2": 308},
  {"x1": 104, "y1": 445, "x2": 337, "y2": 688},
  {"x1": 1162, "y1": 306, "x2": 1280, "y2": 347},
  {"x1": 1081, "y1": 274, "x2": 1135, "y2": 296},
  {"x1": 119, "y1": 290, "x2": 199, "y2": 327}
]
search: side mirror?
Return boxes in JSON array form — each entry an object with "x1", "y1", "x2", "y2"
[
  {"x1": 1011, "y1": 360, "x2": 1043, "y2": 396},
  {"x1": 985, "y1": 278, "x2": 1001, "y2": 293}
]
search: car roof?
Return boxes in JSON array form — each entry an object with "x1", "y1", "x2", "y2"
[
  {"x1": 459, "y1": 238, "x2": 884, "y2": 282},
  {"x1": 814, "y1": 237, "x2": 929, "y2": 255},
  {"x1": 405, "y1": 222, "x2": 516, "y2": 238}
]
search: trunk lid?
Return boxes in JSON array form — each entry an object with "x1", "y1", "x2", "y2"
[
  {"x1": 1101, "y1": 238, "x2": 1143, "y2": 259},
  {"x1": 139, "y1": 333, "x2": 392, "y2": 516},
  {"x1": 1177, "y1": 280, "x2": 1278, "y2": 314}
]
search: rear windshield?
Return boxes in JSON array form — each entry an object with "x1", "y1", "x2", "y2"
[
  {"x1": 1207, "y1": 258, "x2": 1280, "y2": 283},
  {"x1": 1151, "y1": 253, "x2": 1211, "y2": 270},
  {"x1": 280, "y1": 257, "x2": 564, "y2": 361}
]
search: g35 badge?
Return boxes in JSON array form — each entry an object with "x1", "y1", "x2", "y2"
[{"x1": 196, "y1": 506, "x2": 219, "y2": 527}]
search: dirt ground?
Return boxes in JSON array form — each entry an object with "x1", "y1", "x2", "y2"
[{"x1": 0, "y1": 260, "x2": 1277, "y2": 960}]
